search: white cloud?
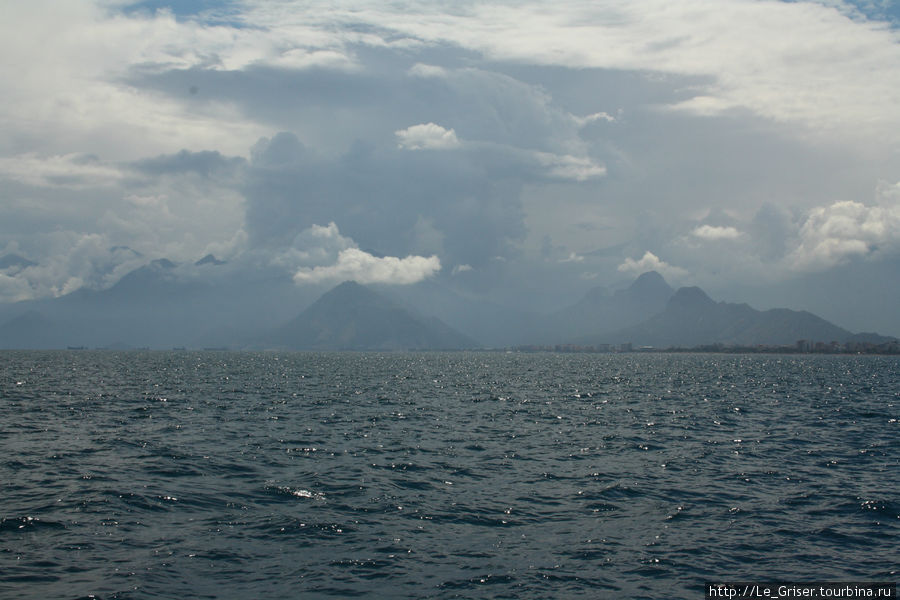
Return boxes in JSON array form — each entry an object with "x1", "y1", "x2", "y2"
[
  {"x1": 284, "y1": 222, "x2": 441, "y2": 284},
  {"x1": 0, "y1": 148, "x2": 247, "y2": 299},
  {"x1": 0, "y1": 232, "x2": 148, "y2": 302},
  {"x1": 788, "y1": 194, "x2": 900, "y2": 271},
  {"x1": 573, "y1": 111, "x2": 617, "y2": 127},
  {"x1": 534, "y1": 152, "x2": 607, "y2": 181},
  {"x1": 232, "y1": 0, "x2": 898, "y2": 146},
  {"x1": 294, "y1": 248, "x2": 440, "y2": 285},
  {"x1": 5, "y1": 0, "x2": 898, "y2": 162},
  {"x1": 408, "y1": 63, "x2": 447, "y2": 78},
  {"x1": 451, "y1": 264, "x2": 473, "y2": 275},
  {"x1": 271, "y1": 222, "x2": 354, "y2": 270},
  {"x1": 0, "y1": 272, "x2": 35, "y2": 304},
  {"x1": 618, "y1": 251, "x2": 688, "y2": 280},
  {"x1": 559, "y1": 252, "x2": 584, "y2": 263},
  {"x1": 395, "y1": 123, "x2": 461, "y2": 150},
  {"x1": 2, "y1": 0, "x2": 899, "y2": 316},
  {"x1": 386, "y1": 1, "x2": 899, "y2": 143},
  {"x1": 267, "y1": 49, "x2": 360, "y2": 71},
  {"x1": 692, "y1": 224, "x2": 742, "y2": 241}
]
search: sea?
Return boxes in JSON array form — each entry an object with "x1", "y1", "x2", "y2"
[{"x1": 1, "y1": 351, "x2": 897, "y2": 599}]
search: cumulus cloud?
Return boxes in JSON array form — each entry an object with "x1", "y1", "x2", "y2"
[
  {"x1": 395, "y1": 123, "x2": 461, "y2": 150},
  {"x1": 269, "y1": 221, "x2": 355, "y2": 271},
  {"x1": 0, "y1": 233, "x2": 148, "y2": 302},
  {"x1": 3, "y1": 0, "x2": 900, "y2": 318},
  {"x1": 618, "y1": 251, "x2": 688, "y2": 280},
  {"x1": 692, "y1": 224, "x2": 742, "y2": 241},
  {"x1": 451, "y1": 264, "x2": 473, "y2": 275},
  {"x1": 0, "y1": 272, "x2": 35, "y2": 304},
  {"x1": 408, "y1": 63, "x2": 447, "y2": 78},
  {"x1": 788, "y1": 195, "x2": 900, "y2": 271},
  {"x1": 294, "y1": 248, "x2": 440, "y2": 285},
  {"x1": 243, "y1": 132, "x2": 527, "y2": 270},
  {"x1": 372, "y1": 1, "x2": 900, "y2": 143},
  {"x1": 534, "y1": 152, "x2": 607, "y2": 181},
  {"x1": 280, "y1": 222, "x2": 441, "y2": 285},
  {"x1": 0, "y1": 147, "x2": 247, "y2": 299}
]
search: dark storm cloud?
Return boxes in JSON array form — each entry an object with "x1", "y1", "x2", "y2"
[
  {"x1": 132, "y1": 149, "x2": 246, "y2": 178},
  {"x1": 126, "y1": 43, "x2": 593, "y2": 156},
  {"x1": 243, "y1": 132, "x2": 527, "y2": 268}
]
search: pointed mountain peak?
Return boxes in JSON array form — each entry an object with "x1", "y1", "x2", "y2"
[
  {"x1": 332, "y1": 280, "x2": 366, "y2": 291},
  {"x1": 668, "y1": 286, "x2": 715, "y2": 310},
  {"x1": 0, "y1": 253, "x2": 37, "y2": 270},
  {"x1": 312, "y1": 280, "x2": 393, "y2": 310},
  {"x1": 629, "y1": 271, "x2": 672, "y2": 294},
  {"x1": 150, "y1": 258, "x2": 176, "y2": 270},
  {"x1": 272, "y1": 280, "x2": 476, "y2": 350},
  {"x1": 110, "y1": 245, "x2": 142, "y2": 257},
  {"x1": 195, "y1": 254, "x2": 226, "y2": 266},
  {"x1": 324, "y1": 280, "x2": 373, "y2": 298}
]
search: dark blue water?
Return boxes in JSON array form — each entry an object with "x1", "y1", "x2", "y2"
[{"x1": 1, "y1": 351, "x2": 897, "y2": 599}]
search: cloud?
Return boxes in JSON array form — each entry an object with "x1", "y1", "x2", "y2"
[
  {"x1": 0, "y1": 153, "x2": 126, "y2": 188},
  {"x1": 788, "y1": 193, "x2": 900, "y2": 271},
  {"x1": 277, "y1": 221, "x2": 441, "y2": 285},
  {"x1": 272, "y1": 221, "x2": 355, "y2": 270},
  {"x1": 408, "y1": 63, "x2": 447, "y2": 78},
  {"x1": 243, "y1": 132, "x2": 528, "y2": 270},
  {"x1": 396, "y1": 123, "x2": 461, "y2": 150},
  {"x1": 534, "y1": 152, "x2": 607, "y2": 181},
  {"x1": 573, "y1": 111, "x2": 617, "y2": 127},
  {"x1": 618, "y1": 251, "x2": 688, "y2": 280},
  {"x1": 0, "y1": 232, "x2": 148, "y2": 302},
  {"x1": 0, "y1": 272, "x2": 35, "y2": 304},
  {"x1": 692, "y1": 224, "x2": 742, "y2": 241},
  {"x1": 267, "y1": 49, "x2": 360, "y2": 72},
  {"x1": 2, "y1": 0, "x2": 899, "y2": 322},
  {"x1": 362, "y1": 1, "x2": 900, "y2": 143},
  {"x1": 451, "y1": 264, "x2": 473, "y2": 275},
  {"x1": 559, "y1": 252, "x2": 584, "y2": 263},
  {"x1": 294, "y1": 248, "x2": 440, "y2": 285},
  {"x1": 0, "y1": 148, "x2": 247, "y2": 298}
]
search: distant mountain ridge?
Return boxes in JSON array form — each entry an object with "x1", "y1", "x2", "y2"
[
  {"x1": 0, "y1": 257, "x2": 895, "y2": 350},
  {"x1": 264, "y1": 281, "x2": 477, "y2": 350},
  {"x1": 551, "y1": 271, "x2": 674, "y2": 339},
  {"x1": 586, "y1": 285, "x2": 894, "y2": 348},
  {"x1": 0, "y1": 256, "x2": 319, "y2": 349}
]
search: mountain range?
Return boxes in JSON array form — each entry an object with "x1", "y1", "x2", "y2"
[
  {"x1": 0, "y1": 254, "x2": 894, "y2": 350},
  {"x1": 262, "y1": 281, "x2": 475, "y2": 350},
  {"x1": 583, "y1": 286, "x2": 891, "y2": 348}
]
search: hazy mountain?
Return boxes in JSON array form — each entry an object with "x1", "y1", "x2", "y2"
[
  {"x1": 0, "y1": 259, "x2": 319, "y2": 349},
  {"x1": 0, "y1": 253, "x2": 37, "y2": 272},
  {"x1": 1, "y1": 261, "x2": 894, "y2": 351},
  {"x1": 590, "y1": 285, "x2": 893, "y2": 347},
  {"x1": 195, "y1": 254, "x2": 226, "y2": 266},
  {"x1": 264, "y1": 281, "x2": 477, "y2": 350},
  {"x1": 381, "y1": 279, "x2": 540, "y2": 347},
  {"x1": 725, "y1": 257, "x2": 900, "y2": 338},
  {"x1": 552, "y1": 271, "x2": 674, "y2": 339}
]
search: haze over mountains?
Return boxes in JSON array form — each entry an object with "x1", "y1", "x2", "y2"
[
  {"x1": 0, "y1": 254, "x2": 893, "y2": 351},
  {"x1": 262, "y1": 281, "x2": 475, "y2": 351},
  {"x1": 583, "y1": 286, "x2": 891, "y2": 348}
]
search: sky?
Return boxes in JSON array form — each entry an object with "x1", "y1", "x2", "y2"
[{"x1": 1, "y1": 0, "x2": 899, "y2": 333}]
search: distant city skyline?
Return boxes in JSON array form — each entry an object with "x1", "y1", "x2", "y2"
[{"x1": 1, "y1": 0, "x2": 898, "y2": 335}]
